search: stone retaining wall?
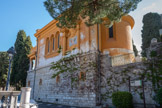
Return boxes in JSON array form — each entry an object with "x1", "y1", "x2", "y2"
[
  {"x1": 27, "y1": 52, "x2": 98, "y2": 107},
  {"x1": 101, "y1": 54, "x2": 155, "y2": 108},
  {"x1": 27, "y1": 51, "x2": 160, "y2": 107}
]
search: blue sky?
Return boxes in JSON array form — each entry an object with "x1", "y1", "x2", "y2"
[
  {"x1": 0, "y1": 0, "x2": 52, "y2": 51},
  {"x1": 0, "y1": 0, "x2": 162, "y2": 51}
]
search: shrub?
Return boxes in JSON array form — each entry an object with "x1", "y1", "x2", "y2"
[
  {"x1": 112, "y1": 91, "x2": 133, "y2": 108},
  {"x1": 150, "y1": 51, "x2": 157, "y2": 57},
  {"x1": 155, "y1": 88, "x2": 162, "y2": 105},
  {"x1": 142, "y1": 57, "x2": 147, "y2": 62}
]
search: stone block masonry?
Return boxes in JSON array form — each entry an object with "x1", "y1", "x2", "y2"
[
  {"x1": 27, "y1": 52, "x2": 99, "y2": 107},
  {"x1": 101, "y1": 54, "x2": 156, "y2": 108},
  {"x1": 27, "y1": 46, "x2": 161, "y2": 107}
]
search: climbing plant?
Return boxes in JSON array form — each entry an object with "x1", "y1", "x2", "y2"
[
  {"x1": 148, "y1": 50, "x2": 162, "y2": 90},
  {"x1": 50, "y1": 51, "x2": 97, "y2": 87},
  {"x1": 101, "y1": 59, "x2": 154, "y2": 101},
  {"x1": 101, "y1": 47, "x2": 162, "y2": 102}
]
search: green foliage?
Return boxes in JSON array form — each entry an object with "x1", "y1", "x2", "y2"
[
  {"x1": 139, "y1": 92, "x2": 144, "y2": 99},
  {"x1": 147, "y1": 47, "x2": 162, "y2": 89},
  {"x1": 142, "y1": 57, "x2": 147, "y2": 62},
  {"x1": 112, "y1": 91, "x2": 133, "y2": 108},
  {"x1": 141, "y1": 12, "x2": 162, "y2": 57},
  {"x1": 44, "y1": 0, "x2": 141, "y2": 28},
  {"x1": 57, "y1": 46, "x2": 62, "y2": 53},
  {"x1": 50, "y1": 52, "x2": 96, "y2": 86},
  {"x1": 0, "y1": 52, "x2": 9, "y2": 89},
  {"x1": 132, "y1": 40, "x2": 138, "y2": 56},
  {"x1": 150, "y1": 51, "x2": 157, "y2": 57},
  {"x1": 155, "y1": 88, "x2": 162, "y2": 105},
  {"x1": 10, "y1": 30, "x2": 32, "y2": 90},
  {"x1": 50, "y1": 53, "x2": 80, "y2": 79},
  {"x1": 102, "y1": 46, "x2": 162, "y2": 102}
]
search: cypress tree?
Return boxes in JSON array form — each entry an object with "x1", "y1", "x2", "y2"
[
  {"x1": 10, "y1": 30, "x2": 32, "y2": 90},
  {"x1": 21, "y1": 36, "x2": 32, "y2": 86},
  {"x1": 141, "y1": 13, "x2": 162, "y2": 57},
  {"x1": 0, "y1": 52, "x2": 9, "y2": 90},
  {"x1": 132, "y1": 40, "x2": 138, "y2": 56}
]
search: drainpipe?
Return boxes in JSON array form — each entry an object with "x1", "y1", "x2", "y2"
[
  {"x1": 97, "y1": 24, "x2": 101, "y2": 105},
  {"x1": 33, "y1": 36, "x2": 39, "y2": 99}
]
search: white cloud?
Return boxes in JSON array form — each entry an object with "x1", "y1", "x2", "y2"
[
  {"x1": 142, "y1": 0, "x2": 162, "y2": 13},
  {"x1": 142, "y1": 3, "x2": 156, "y2": 11}
]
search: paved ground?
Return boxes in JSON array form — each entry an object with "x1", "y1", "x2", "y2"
[{"x1": 37, "y1": 102, "x2": 89, "y2": 108}]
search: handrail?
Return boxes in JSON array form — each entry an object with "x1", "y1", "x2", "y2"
[{"x1": 0, "y1": 91, "x2": 21, "y2": 108}]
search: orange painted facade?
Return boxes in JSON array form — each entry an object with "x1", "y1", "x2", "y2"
[
  {"x1": 28, "y1": 15, "x2": 135, "y2": 67},
  {"x1": 101, "y1": 16, "x2": 134, "y2": 56}
]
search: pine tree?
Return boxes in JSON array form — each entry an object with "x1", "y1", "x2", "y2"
[
  {"x1": 0, "y1": 52, "x2": 9, "y2": 90},
  {"x1": 44, "y1": 0, "x2": 141, "y2": 28},
  {"x1": 141, "y1": 12, "x2": 162, "y2": 57},
  {"x1": 10, "y1": 30, "x2": 32, "y2": 90}
]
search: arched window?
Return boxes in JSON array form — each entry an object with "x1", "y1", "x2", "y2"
[
  {"x1": 50, "y1": 35, "x2": 55, "y2": 51},
  {"x1": 39, "y1": 79, "x2": 42, "y2": 85},
  {"x1": 55, "y1": 32, "x2": 60, "y2": 49},
  {"x1": 28, "y1": 81, "x2": 30, "y2": 87},
  {"x1": 52, "y1": 36, "x2": 55, "y2": 51},
  {"x1": 56, "y1": 75, "x2": 60, "y2": 83},
  {"x1": 48, "y1": 39, "x2": 50, "y2": 53},
  {"x1": 46, "y1": 38, "x2": 50, "y2": 54},
  {"x1": 79, "y1": 72, "x2": 86, "y2": 81},
  {"x1": 58, "y1": 33, "x2": 60, "y2": 48},
  {"x1": 109, "y1": 26, "x2": 113, "y2": 38},
  {"x1": 31, "y1": 59, "x2": 35, "y2": 70}
]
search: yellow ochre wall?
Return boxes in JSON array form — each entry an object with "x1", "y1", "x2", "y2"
[
  {"x1": 101, "y1": 15, "x2": 134, "y2": 56},
  {"x1": 29, "y1": 15, "x2": 134, "y2": 61}
]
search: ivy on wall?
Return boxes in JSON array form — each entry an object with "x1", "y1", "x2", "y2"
[
  {"x1": 50, "y1": 50, "x2": 97, "y2": 88},
  {"x1": 101, "y1": 58, "x2": 155, "y2": 101},
  {"x1": 101, "y1": 48, "x2": 162, "y2": 102},
  {"x1": 148, "y1": 50, "x2": 162, "y2": 90},
  {"x1": 49, "y1": 44, "x2": 162, "y2": 104}
]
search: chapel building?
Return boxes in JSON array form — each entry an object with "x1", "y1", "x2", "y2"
[
  {"x1": 27, "y1": 15, "x2": 135, "y2": 107},
  {"x1": 28, "y1": 15, "x2": 135, "y2": 69}
]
